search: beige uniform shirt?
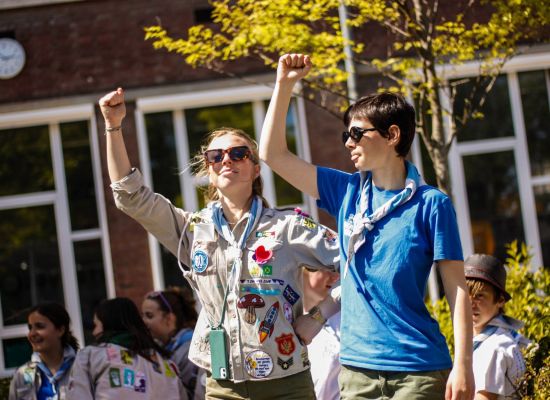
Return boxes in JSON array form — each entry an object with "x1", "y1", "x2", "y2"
[
  {"x1": 112, "y1": 169, "x2": 339, "y2": 382},
  {"x1": 66, "y1": 344, "x2": 186, "y2": 400}
]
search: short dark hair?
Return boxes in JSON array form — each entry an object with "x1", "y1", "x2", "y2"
[
  {"x1": 95, "y1": 297, "x2": 168, "y2": 358},
  {"x1": 343, "y1": 92, "x2": 416, "y2": 157},
  {"x1": 29, "y1": 303, "x2": 80, "y2": 351}
]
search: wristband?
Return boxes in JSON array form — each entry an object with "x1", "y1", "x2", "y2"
[{"x1": 105, "y1": 125, "x2": 122, "y2": 134}]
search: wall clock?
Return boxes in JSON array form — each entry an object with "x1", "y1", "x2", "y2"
[{"x1": 0, "y1": 38, "x2": 26, "y2": 79}]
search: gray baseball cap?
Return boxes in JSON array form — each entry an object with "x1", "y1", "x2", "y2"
[{"x1": 464, "y1": 254, "x2": 511, "y2": 301}]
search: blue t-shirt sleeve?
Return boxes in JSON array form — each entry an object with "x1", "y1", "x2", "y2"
[
  {"x1": 316, "y1": 166, "x2": 351, "y2": 217},
  {"x1": 429, "y1": 195, "x2": 463, "y2": 261}
]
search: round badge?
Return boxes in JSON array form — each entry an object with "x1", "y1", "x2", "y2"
[
  {"x1": 244, "y1": 350, "x2": 273, "y2": 378},
  {"x1": 191, "y1": 250, "x2": 209, "y2": 273}
]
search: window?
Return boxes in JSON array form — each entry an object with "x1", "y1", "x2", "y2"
[
  {"x1": 136, "y1": 85, "x2": 313, "y2": 288},
  {"x1": 417, "y1": 56, "x2": 550, "y2": 270},
  {"x1": 0, "y1": 105, "x2": 113, "y2": 375}
]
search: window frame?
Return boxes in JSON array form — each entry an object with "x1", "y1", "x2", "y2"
[
  {"x1": 411, "y1": 51, "x2": 550, "y2": 271},
  {"x1": 135, "y1": 84, "x2": 315, "y2": 289},
  {"x1": 0, "y1": 104, "x2": 114, "y2": 376}
]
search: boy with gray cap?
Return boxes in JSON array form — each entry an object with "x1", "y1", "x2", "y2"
[{"x1": 464, "y1": 254, "x2": 530, "y2": 400}]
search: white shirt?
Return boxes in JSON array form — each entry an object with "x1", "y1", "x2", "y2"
[
  {"x1": 308, "y1": 312, "x2": 341, "y2": 400},
  {"x1": 473, "y1": 315, "x2": 530, "y2": 399}
]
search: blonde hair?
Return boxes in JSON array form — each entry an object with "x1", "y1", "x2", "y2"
[{"x1": 191, "y1": 127, "x2": 269, "y2": 208}]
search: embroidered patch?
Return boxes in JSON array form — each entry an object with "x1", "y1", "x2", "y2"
[
  {"x1": 237, "y1": 294, "x2": 265, "y2": 324},
  {"x1": 191, "y1": 249, "x2": 209, "y2": 273},
  {"x1": 261, "y1": 265, "x2": 273, "y2": 276},
  {"x1": 294, "y1": 207, "x2": 310, "y2": 218},
  {"x1": 283, "y1": 285, "x2": 300, "y2": 305},
  {"x1": 164, "y1": 360, "x2": 176, "y2": 378},
  {"x1": 277, "y1": 357, "x2": 294, "y2": 370},
  {"x1": 248, "y1": 263, "x2": 263, "y2": 278},
  {"x1": 256, "y1": 231, "x2": 276, "y2": 238},
  {"x1": 299, "y1": 216, "x2": 317, "y2": 230},
  {"x1": 134, "y1": 372, "x2": 146, "y2": 392},
  {"x1": 123, "y1": 368, "x2": 135, "y2": 388},
  {"x1": 106, "y1": 346, "x2": 119, "y2": 361},
  {"x1": 301, "y1": 348, "x2": 310, "y2": 367},
  {"x1": 253, "y1": 245, "x2": 273, "y2": 264},
  {"x1": 283, "y1": 302, "x2": 294, "y2": 324},
  {"x1": 244, "y1": 350, "x2": 273, "y2": 378},
  {"x1": 240, "y1": 278, "x2": 285, "y2": 286},
  {"x1": 23, "y1": 368, "x2": 33, "y2": 384},
  {"x1": 240, "y1": 286, "x2": 280, "y2": 296},
  {"x1": 120, "y1": 350, "x2": 133, "y2": 365},
  {"x1": 109, "y1": 368, "x2": 122, "y2": 388},
  {"x1": 259, "y1": 301, "x2": 279, "y2": 343},
  {"x1": 323, "y1": 228, "x2": 337, "y2": 243},
  {"x1": 275, "y1": 333, "x2": 296, "y2": 355}
]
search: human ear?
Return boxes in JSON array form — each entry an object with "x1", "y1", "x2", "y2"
[{"x1": 387, "y1": 125, "x2": 401, "y2": 146}]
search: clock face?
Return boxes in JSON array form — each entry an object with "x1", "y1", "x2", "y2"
[{"x1": 0, "y1": 38, "x2": 26, "y2": 79}]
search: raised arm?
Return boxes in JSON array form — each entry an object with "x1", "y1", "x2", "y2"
[
  {"x1": 439, "y1": 260, "x2": 475, "y2": 400},
  {"x1": 98, "y1": 88, "x2": 132, "y2": 183},
  {"x1": 259, "y1": 54, "x2": 319, "y2": 199}
]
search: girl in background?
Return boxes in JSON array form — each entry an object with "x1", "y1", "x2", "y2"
[
  {"x1": 67, "y1": 297, "x2": 186, "y2": 400},
  {"x1": 142, "y1": 287, "x2": 205, "y2": 399},
  {"x1": 9, "y1": 303, "x2": 79, "y2": 400}
]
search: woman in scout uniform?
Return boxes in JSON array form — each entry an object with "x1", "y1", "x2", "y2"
[
  {"x1": 142, "y1": 288, "x2": 205, "y2": 399},
  {"x1": 67, "y1": 297, "x2": 186, "y2": 400},
  {"x1": 9, "y1": 303, "x2": 79, "y2": 400},
  {"x1": 260, "y1": 54, "x2": 474, "y2": 400},
  {"x1": 99, "y1": 88, "x2": 339, "y2": 399}
]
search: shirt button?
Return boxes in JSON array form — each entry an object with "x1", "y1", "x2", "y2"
[{"x1": 231, "y1": 336, "x2": 237, "y2": 344}]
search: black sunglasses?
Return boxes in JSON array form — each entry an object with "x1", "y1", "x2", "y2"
[
  {"x1": 204, "y1": 145, "x2": 252, "y2": 164},
  {"x1": 342, "y1": 126, "x2": 384, "y2": 143}
]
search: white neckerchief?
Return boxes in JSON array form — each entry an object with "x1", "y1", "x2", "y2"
[{"x1": 344, "y1": 161, "x2": 425, "y2": 278}]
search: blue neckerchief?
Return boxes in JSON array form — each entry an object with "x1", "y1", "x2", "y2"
[
  {"x1": 34, "y1": 346, "x2": 76, "y2": 400},
  {"x1": 209, "y1": 196, "x2": 263, "y2": 327},
  {"x1": 166, "y1": 328, "x2": 194, "y2": 353},
  {"x1": 343, "y1": 161, "x2": 425, "y2": 278},
  {"x1": 473, "y1": 325, "x2": 499, "y2": 351}
]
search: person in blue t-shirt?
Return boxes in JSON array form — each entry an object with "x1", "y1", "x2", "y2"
[{"x1": 259, "y1": 53, "x2": 474, "y2": 400}]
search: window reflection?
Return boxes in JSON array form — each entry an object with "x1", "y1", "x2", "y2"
[
  {"x1": 0, "y1": 125, "x2": 54, "y2": 196},
  {"x1": 463, "y1": 151, "x2": 525, "y2": 260},
  {"x1": 454, "y1": 75, "x2": 514, "y2": 142},
  {"x1": 0, "y1": 205, "x2": 64, "y2": 326},
  {"x1": 518, "y1": 70, "x2": 550, "y2": 177},
  {"x1": 61, "y1": 121, "x2": 99, "y2": 230},
  {"x1": 2, "y1": 337, "x2": 32, "y2": 369},
  {"x1": 534, "y1": 185, "x2": 550, "y2": 266},
  {"x1": 74, "y1": 240, "x2": 107, "y2": 345},
  {"x1": 145, "y1": 112, "x2": 183, "y2": 208}
]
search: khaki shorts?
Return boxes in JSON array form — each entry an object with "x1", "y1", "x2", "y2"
[
  {"x1": 206, "y1": 369, "x2": 316, "y2": 400},
  {"x1": 339, "y1": 365, "x2": 450, "y2": 400}
]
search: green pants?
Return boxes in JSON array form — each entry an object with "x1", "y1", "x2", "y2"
[
  {"x1": 340, "y1": 365, "x2": 450, "y2": 400},
  {"x1": 206, "y1": 369, "x2": 316, "y2": 400}
]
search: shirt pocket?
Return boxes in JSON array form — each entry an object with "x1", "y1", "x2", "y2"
[
  {"x1": 190, "y1": 240, "x2": 220, "y2": 276},
  {"x1": 245, "y1": 239, "x2": 284, "y2": 279}
]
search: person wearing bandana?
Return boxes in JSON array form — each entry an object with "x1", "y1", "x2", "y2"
[
  {"x1": 260, "y1": 54, "x2": 475, "y2": 400},
  {"x1": 98, "y1": 88, "x2": 339, "y2": 399},
  {"x1": 9, "y1": 303, "x2": 79, "y2": 400}
]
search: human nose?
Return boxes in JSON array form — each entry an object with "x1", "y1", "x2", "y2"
[{"x1": 344, "y1": 135, "x2": 356, "y2": 149}]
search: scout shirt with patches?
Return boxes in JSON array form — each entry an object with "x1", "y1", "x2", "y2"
[
  {"x1": 111, "y1": 169, "x2": 339, "y2": 382},
  {"x1": 66, "y1": 343, "x2": 186, "y2": 400},
  {"x1": 9, "y1": 346, "x2": 75, "y2": 400}
]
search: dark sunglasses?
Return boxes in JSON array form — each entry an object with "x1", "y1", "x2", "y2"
[
  {"x1": 204, "y1": 145, "x2": 252, "y2": 164},
  {"x1": 342, "y1": 126, "x2": 384, "y2": 144},
  {"x1": 146, "y1": 291, "x2": 173, "y2": 313}
]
